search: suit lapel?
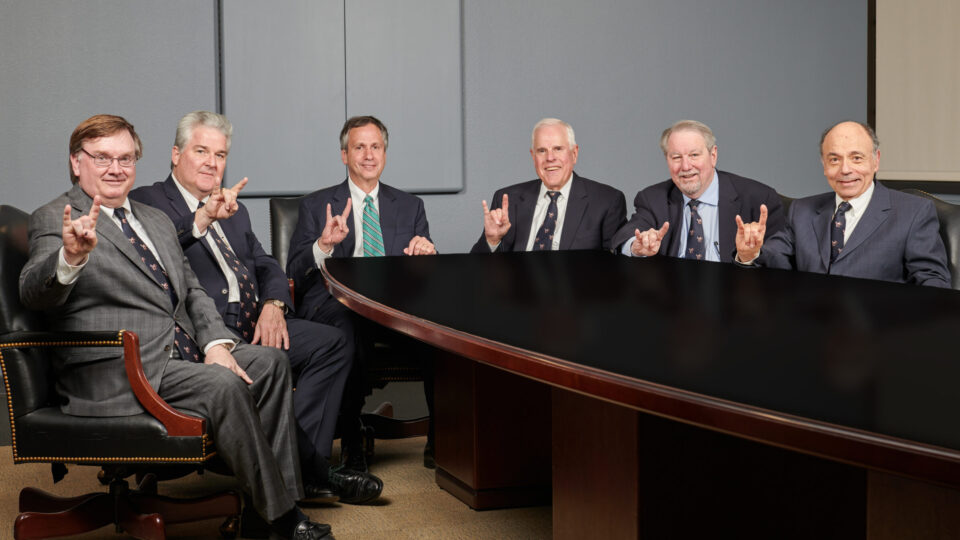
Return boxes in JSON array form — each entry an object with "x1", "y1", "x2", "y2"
[
  {"x1": 559, "y1": 175, "x2": 587, "y2": 250},
  {"x1": 665, "y1": 185, "x2": 684, "y2": 258},
  {"x1": 133, "y1": 200, "x2": 186, "y2": 304},
  {"x1": 378, "y1": 184, "x2": 400, "y2": 255},
  {"x1": 716, "y1": 174, "x2": 738, "y2": 263},
  {"x1": 836, "y1": 182, "x2": 889, "y2": 263},
  {"x1": 813, "y1": 195, "x2": 835, "y2": 269},
  {"x1": 514, "y1": 182, "x2": 539, "y2": 250},
  {"x1": 162, "y1": 176, "x2": 221, "y2": 264}
]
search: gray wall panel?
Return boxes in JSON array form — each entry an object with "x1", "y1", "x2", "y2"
[
  {"x1": 0, "y1": 0, "x2": 218, "y2": 210},
  {"x1": 220, "y1": 0, "x2": 346, "y2": 196},
  {"x1": 345, "y1": 0, "x2": 463, "y2": 193}
]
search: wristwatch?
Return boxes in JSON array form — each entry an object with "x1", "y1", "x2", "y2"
[{"x1": 264, "y1": 299, "x2": 286, "y2": 311}]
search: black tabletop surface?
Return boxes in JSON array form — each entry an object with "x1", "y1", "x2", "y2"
[{"x1": 324, "y1": 250, "x2": 960, "y2": 454}]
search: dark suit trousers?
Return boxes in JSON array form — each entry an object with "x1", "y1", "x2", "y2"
[
  {"x1": 283, "y1": 318, "x2": 351, "y2": 470},
  {"x1": 158, "y1": 344, "x2": 301, "y2": 522}
]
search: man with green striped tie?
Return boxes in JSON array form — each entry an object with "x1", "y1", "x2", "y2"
[{"x1": 286, "y1": 115, "x2": 437, "y2": 472}]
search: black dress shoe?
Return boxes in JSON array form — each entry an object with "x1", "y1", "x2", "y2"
[
  {"x1": 328, "y1": 467, "x2": 383, "y2": 504},
  {"x1": 340, "y1": 444, "x2": 368, "y2": 473},
  {"x1": 288, "y1": 519, "x2": 333, "y2": 539},
  {"x1": 301, "y1": 483, "x2": 339, "y2": 504}
]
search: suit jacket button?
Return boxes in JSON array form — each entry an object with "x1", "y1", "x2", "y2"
[
  {"x1": 221, "y1": 289, "x2": 228, "y2": 295},
  {"x1": 164, "y1": 345, "x2": 171, "y2": 352}
]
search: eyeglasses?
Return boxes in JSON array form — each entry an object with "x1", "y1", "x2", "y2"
[{"x1": 79, "y1": 147, "x2": 137, "y2": 168}]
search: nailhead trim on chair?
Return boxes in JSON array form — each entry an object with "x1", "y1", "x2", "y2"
[{"x1": 0, "y1": 332, "x2": 214, "y2": 464}]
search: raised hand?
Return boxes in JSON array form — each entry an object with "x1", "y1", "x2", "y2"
[
  {"x1": 403, "y1": 235, "x2": 436, "y2": 256},
  {"x1": 482, "y1": 193, "x2": 511, "y2": 245},
  {"x1": 631, "y1": 221, "x2": 670, "y2": 257},
  {"x1": 318, "y1": 198, "x2": 352, "y2": 253},
  {"x1": 735, "y1": 204, "x2": 768, "y2": 262},
  {"x1": 62, "y1": 196, "x2": 101, "y2": 265},
  {"x1": 196, "y1": 177, "x2": 249, "y2": 232}
]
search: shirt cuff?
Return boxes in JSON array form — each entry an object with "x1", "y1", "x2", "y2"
[
  {"x1": 313, "y1": 241, "x2": 333, "y2": 267},
  {"x1": 192, "y1": 222, "x2": 206, "y2": 239},
  {"x1": 56, "y1": 247, "x2": 86, "y2": 284},
  {"x1": 203, "y1": 339, "x2": 237, "y2": 354},
  {"x1": 487, "y1": 240, "x2": 500, "y2": 252},
  {"x1": 621, "y1": 238, "x2": 635, "y2": 256}
]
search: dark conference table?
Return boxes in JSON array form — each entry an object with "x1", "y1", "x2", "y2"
[{"x1": 323, "y1": 250, "x2": 960, "y2": 539}]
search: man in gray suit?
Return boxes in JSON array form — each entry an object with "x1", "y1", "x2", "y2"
[
  {"x1": 735, "y1": 120, "x2": 950, "y2": 287},
  {"x1": 19, "y1": 115, "x2": 331, "y2": 540}
]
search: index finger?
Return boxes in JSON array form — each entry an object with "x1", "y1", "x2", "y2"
[
  {"x1": 62, "y1": 204, "x2": 73, "y2": 227},
  {"x1": 758, "y1": 204, "x2": 768, "y2": 227},
  {"x1": 326, "y1": 203, "x2": 334, "y2": 222},
  {"x1": 735, "y1": 214, "x2": 745, "y2": 233},
  {"x1": 87, "y1": 196, "x2": 101, "y2": 225},
  {"x1": 230, "y1": 177, "x2": 249, "y2": 194},
  {"x1": 657, "y1": 221, "x2": 669, "y2": 239}
]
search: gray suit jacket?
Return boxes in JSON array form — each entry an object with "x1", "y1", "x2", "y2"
[
  {"x1": 19, "y1": 184, "x2": 235, "y2": 416},
  {"x1": 758, "y1": 182, "x2": 951, "y2": 287}
]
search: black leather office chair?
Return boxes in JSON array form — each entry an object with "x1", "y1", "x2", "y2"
[
  {"x1": 900, "y1": 189, "x2": 960, "y2": 290},
  {"x1": 0, "y1": 205, "x2": 240, "y2": 539},
  {"x1": 267, "y1": 197, "x2": 429, "y2": 449},
  {"x1": 778, "y1": 193, "x2": 795, "y2": 214}
]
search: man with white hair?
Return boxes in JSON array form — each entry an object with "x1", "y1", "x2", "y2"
[{"x1": 471, "y1": 118, "x2": 626, "y2": 253}]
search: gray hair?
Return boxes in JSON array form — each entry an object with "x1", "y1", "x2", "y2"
[
  {"x1": 819, "y1": 120, "x2": 880, "y2": 155},
  {"x1": 531, "y1": 118, "x2": 576, "y2": 149},
  {"x1": 659, "y1": 120, "x2": 717, "y2": 156},
  {"x1": 171, "y1": 110, "x2": 233, "y2": 169},
  {"x1": 339, "y1": 115, "x2": 389, "y2": 151}
]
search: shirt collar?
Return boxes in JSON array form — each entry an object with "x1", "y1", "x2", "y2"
[
  {"x1": 537, "y1": 173, "x2": 575, "y2": 201},
  {"x1": 835, "y1": 179, "x2": 875, "y2": 215},
  {"x1": 681, "y1": 170, "x2": 720, "y2": 207},
  {"x1": 171, "y1": 173, "x2": 204, "y2": 212},
  {"x1": 348, "y1": 177, "x2": 380, "y2": 203},
  {"x1": 100, "y1": 198, "x2": 132, "y2": 221}
]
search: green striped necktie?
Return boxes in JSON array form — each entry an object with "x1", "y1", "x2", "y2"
[{"x1": 362, "y1": 194, "x2": 385, "y2": 257}]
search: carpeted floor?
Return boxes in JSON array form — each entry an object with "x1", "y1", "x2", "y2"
[{"x1": 0, "y1": 436, "x2": 551, "y2": 539}]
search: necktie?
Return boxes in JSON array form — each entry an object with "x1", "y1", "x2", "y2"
[
  {"x1": 209, "y1": 230, "x2": 259, "y2": 341},
  {"x1": 113, "y1": 208, "x2": 200, "y2": 362},
  {"x1": 362, "y1": 195, "x2": 385, "y2": 257},
  {"x1": 532, "y1": 191, "x2": 561, "y2": 251},
  {"x1": 830, "y1": 201, "x2": 852, "y2": 263},
  {"x1": 686, "y1": 199, "x2": 705, "y2": 261}
]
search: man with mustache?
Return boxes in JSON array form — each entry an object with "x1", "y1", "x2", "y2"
[{"x1": 612, "y1": 120, "x2": 783, "y2": 262}]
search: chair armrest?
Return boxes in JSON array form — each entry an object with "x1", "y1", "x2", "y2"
[{"x1": 0, "y1": 330, "x2": 205, "y2": 437}]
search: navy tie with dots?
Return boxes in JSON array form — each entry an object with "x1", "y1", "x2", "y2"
[
  {"x1": 532, "y1": 191, "x2": 561, "y2": 251},
  {"x1": 830, "y1": 201, "x2": 852, "y2": 264},
  {"x1": 113, "y1": 207, "x2": 200, "y2": 362},
  {"x1": 198, "y1": 202, "x2": 260, "y2": 340},
  {"x1": 686, "y1": 199, "x2": 706, "y2": 261}
]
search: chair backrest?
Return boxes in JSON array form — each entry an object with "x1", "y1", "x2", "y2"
[
  {"x1": 901, "y1": 189, "x2": 960, "y2": 290},
  {"x1": 778, "y1": 193, "x2": 795, "y2": 214},
  {"x1": 0, "y1": 205, "x2": 56, "y2": 418},
  {"x1": 269, "y1": 196, "x2": 305, "y2": 273}
]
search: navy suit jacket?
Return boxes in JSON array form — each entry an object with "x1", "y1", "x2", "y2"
[
  {"x1": 611, "y1": 170, "x2": 785, "y2": 263},
  {"x1": 758, "y1": 181, "x2": 951, "y2": 287},
  {"x1": 469, "y1": 173, "x2": 626, "y2": 253},
  {"x1": 286, "y1": 179, "x2": 431, "y2": 315},
  {"x1": 129, "y1": 175, "x2": 292, "y2": 317}
]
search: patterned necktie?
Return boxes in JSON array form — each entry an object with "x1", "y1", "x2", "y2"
[
  {"x1": 209, "y1": 230, "x2": 259, "y2": 341},
  {"x1": 113, "y1": 208, "x2": 200, "y2": 362},
  {"x1": 830, "y1": 201, "x2": 852, "y2": 263},
  {"x1": 686, "y1": 199, "x2": 705, "y2": 260},
  {"x1": 532, "y1": 191, "x2": 561, "y2": 251},
  {"x1": 362, "y1": 195, "x2": 385, "y2": 257}
]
